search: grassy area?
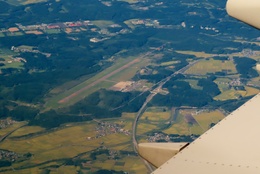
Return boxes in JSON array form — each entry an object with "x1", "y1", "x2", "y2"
[
  {"x1": 193, "y1": 110, "x2": 225, "y2": 130},
  {"x1": 145, "y1": 107, "x2": 168, "y2": 112},
  {"x1": 124, "y1": 20, "x2": 136, "y2": 30},
  {"x1": 17, "y1": 45, "x2": 35, "y2": 50},
  {"x1": 1, "y1": 123, "x2": 98, "y2": 162},
  {"x1": 92, "y1": 20, "x2": 114, "y2": 29},
  {"x1": 6, "y1": 32, "x2": 24, "y2": 36},
  {"x1": 163, "y1": 109, "x2": 224, "y2": 135},
  {"x1": 176, "y1": 50, "x2": 215, "y2": 58},
  {"x1": 214, "y1": 89, "x2": 245, "y2": 100},
  {"x1": 184, "y1": 79, "x2": 203, "y2": 90},
  {"x1": 45, "y1": 29, "x2": 61, "y2": 34},
  {"x1": 0, "y1": 49, "x2": 24, "y2": 70},
  {"x1": 141, "y1": 111, "x2": 170, "y2": 122},
  {"x1": 163, "y1": 113, "x2": 192, "y2": 135},
  {"x1": 0, "y1": 121, "x2": 27, "y2": 136},
  {"x1": 214, "y1": 86, "x2": 259, "y2": 101},
  {"x1": 137, "y1": 123, "x2": 158, "y2": 135},
  {"x1": 9, "y1": 126, "x2": 45, "y2": 137},
  {"x1": 90, "y1": 156, "x2": 147, "y2": 173},
  {"x1": 214, "y1": 77, "x2": 232, "y2": 92},
  {"x1": 244, "y1": 86, "x2": 260, "y2": 96},
  {"x1": 185, "y1": 58, "x2": 237, "y2": 75},
  {"x1": 160, "y1": 60, "x2": 180, "y2": 66},
  {"x1": 3, "y1": 168, "x2": 41, "y2": 174},
  {"x1": 107, "y1": 58, "x2": 149, "y2": 82}
]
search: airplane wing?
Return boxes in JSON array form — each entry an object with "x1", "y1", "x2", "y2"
[
  {"x1": 226, "y1": 0, "x2": 260, "y2": 29},
  {"x1": 148, "y1": 93, "x2": 260, "y2": 174},
  {"x1": 138, "y1": 1, "x2": 260, "y2": 173}
]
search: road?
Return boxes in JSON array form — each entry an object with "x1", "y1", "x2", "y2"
[
  {"x1": 0, "y1": 123, "x2": 27, "y2": 143},
  {"x1": 131, "y1": 59, "x2": 201, "y2": 172}
]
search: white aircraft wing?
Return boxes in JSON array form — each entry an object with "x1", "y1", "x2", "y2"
[
  {"x1": 138, "y1": 1, "x2": 260, "y2": 173},
  {"x1": 226, "y1": 0, "x2": 260, "y2": 29},
  {"x1": 152, "y1": 93, "x2": 260, "y2": 174}
]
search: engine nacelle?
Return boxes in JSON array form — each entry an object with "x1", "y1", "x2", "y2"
[{"x1": 226, "y1": 0, "x2": 260, "y2": 29}]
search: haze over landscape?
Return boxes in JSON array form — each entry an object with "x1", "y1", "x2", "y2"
[{"x1": 0, "y1": 0, "x2": 260, "y2": 173}]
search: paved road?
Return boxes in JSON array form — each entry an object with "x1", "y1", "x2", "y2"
[{"x1": 131, "y1": 59, "x2": 201, "y2": 172}]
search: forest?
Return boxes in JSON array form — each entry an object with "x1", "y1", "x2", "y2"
[{"x1": 0, "y1": 0, "x2": 259, "y2": 129}]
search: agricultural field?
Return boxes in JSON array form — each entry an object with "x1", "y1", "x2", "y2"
[
  {"x1": 214, "y1": 86, "x2": 260, "y2": 101},
  {"x1": 175, "y1": 51, "x2": 216, "y2": 58},
  {"x1": 92, "y1": 20, "x2": 114, "y2": 29},
  {"x1": 9, "y1": 126, "x2": 45, "y2": 137},
  {"x1": 6, "y1": 32, "x2": 24, "y2": 36},
  {"x1": 0, "y1": 48, "x2": 24, "y2": 70},
  {"x1": 184, "y1": 79, "x2": 203, "y2": 90},
  {"x1": 184, "y1": 58, "x2": 237, "y2": 75},
  {"x1": 45, "y1": 29, "x2": 61, "y2": 34},
  {"x1": 160, "y1": 60, "x2": 180, "y2": 66},
  {"x1": 0, "y1": 118, "x2": 146, "y2": 173},
  {"x1": 141, "y1": 110, "x2": 170, "y2": 122},
  {"x1": 0, "y1": 121, "x2": 27, "y2": 136},
  {"x1": 25, "y1": 30, "x2": 43, "y2": 35},
  {"x1": 192, "y1": 110, "x2": 225, "y2": 131},
  {"x1": 163, "y1": 109, "x2": 225, "y2": 136},
  {"x1": 163, "y1": 111, "x2": 195, "y2": 135}
]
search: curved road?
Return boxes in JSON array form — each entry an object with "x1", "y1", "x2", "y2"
[{"x1": 132, "y1": 59, "x2": 201, "y2": 172}]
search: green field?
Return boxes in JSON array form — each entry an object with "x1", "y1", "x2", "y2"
[
  {"x1": 0, "y1": 118, "x2": 146, "y2": 173},
  {"x1": 193, "y1": 110, "x2": 225, "y2": 130},
  {"x1": 163, "y1": 109, "x2": 225, "y2": 135},
  {"x1": 6, "y1": 31, "x2": 24, "y2": 36},
  {"x1": 92, "y1": 20, "x2": 114, "y2": 29},
  {"x1": 107, "y1": 58, "x2": 149, "y2": 82},
  {"x1": 45, "y1": 29, "x2": 61, "y2": 34},
  {"x1": 160, "y1": 60, "x2": 180, "y2": 66},
  {"x1": 214, "y1": 86, "x2": 260, "y2": 101},
  {"x1": 185, "y1": 58, "x2": 237, "y2": 75},
  {"x1": 176, "y1": 50, "x2": 215, "y2": 58},
  {"x1": 0, "y1": 48, "x2": 24, "y2": 70},
  {"x1": 184, "y1": 79, "x2": 203, "y2": 90}
]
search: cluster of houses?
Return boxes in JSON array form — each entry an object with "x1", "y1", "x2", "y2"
[
  {"x1": 147, "y1": 132, "x2": 170, "y2": 142},
  {"x1": 11, "y1": 46, "x2": 51, "y2": 58},
  {"x1": 0, "y1": 119, "x2": 16, "y2": 129},
  {"x1": 147, "y1": 132, "x2": 198, "y2": 142},
  {"x1": 0, "y1": 150, "x2": 20, "y2": 162},
  {"x1": 86, "y1": 121, "x2": 131, "y2": 141}
]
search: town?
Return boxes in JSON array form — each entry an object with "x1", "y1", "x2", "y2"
[{"x1": 86, "y1": 120, "x2": 131, "y2": 141}]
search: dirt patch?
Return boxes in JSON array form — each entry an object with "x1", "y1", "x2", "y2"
[
  {"x1": 8, "y1": 27, "x2": 19, "y2": 32},
  {"x1": 110, "y1": 81, "x2": 134, "y2": 91}
]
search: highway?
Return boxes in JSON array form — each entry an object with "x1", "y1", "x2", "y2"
[{"x1": 131, "y1": 59, "x2": 201, "y2": 172}]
